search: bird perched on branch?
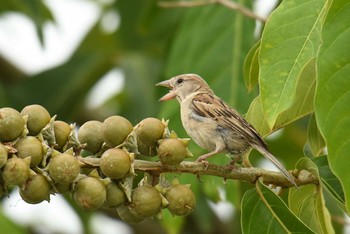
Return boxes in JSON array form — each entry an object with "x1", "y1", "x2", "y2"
[{"x1": 156, "y1": 74, "x2": 297, "y2": 188}]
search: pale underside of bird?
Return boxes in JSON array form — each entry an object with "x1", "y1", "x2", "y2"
[{"x1": 156, "y1": 73, "x2": 297, "y2": 188}]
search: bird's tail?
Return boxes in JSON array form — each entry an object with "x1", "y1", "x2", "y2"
[{"x1": 254, "y1": 145, "x2": 298, "y2": 189}]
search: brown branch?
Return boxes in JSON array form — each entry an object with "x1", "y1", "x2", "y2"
[
  {"x1": 79, "y1": 157, "x2": 318, "y2": 188},
  {"x1": 158, "y1": 0, "x2": 267, "y2": 23},
  {"x1": 133, "y1": 160, "x2": 317, "y2": 188}
]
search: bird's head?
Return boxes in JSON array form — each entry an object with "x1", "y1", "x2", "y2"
[{"x1": 156, "y1": 74, "x2": 211, "y2": 102}]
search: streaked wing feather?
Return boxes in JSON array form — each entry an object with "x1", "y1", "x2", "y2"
[{"x1": 190, "y1": 93, "x2": 267, "y2": 148}]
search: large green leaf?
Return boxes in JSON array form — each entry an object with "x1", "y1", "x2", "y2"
[
  {"x1": 246, "y1": 58, "x2": 316, "y2": 137},
  {"x1": 241, "y1": 180, "x2": 314, "y2": 234},
  {"x1": 244, "y1": 96, "x2": 269, "y2": 137},
  {"x1": 259, "y1": 0, "x2": 328, "y2": 129},
  {"x1": 315, "y1": 0, "x2": 350, "y2": 213},
  {"x1": 289, "y1": 157, "x2": 334, "y2": 234}
]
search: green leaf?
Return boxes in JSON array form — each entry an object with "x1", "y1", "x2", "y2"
[
  {"x1": 312, "y1": 156, "x2": 345, "y2": 206},
  {"x1": 241, "y1": 180, "x2": 314, "y2": 234},
  {"x1": 245, "y1": 96, "x2": 270, "y2": 137},
  {"x1": 315, "y1": 0, "x2": 350, "y2": 213},
  {"x1": 307, "y1": 114, "x2": 326, "y2": 156},
  {"x1": 289, "y1": 185, "x2": 334, "y2": 234},
  {"x1": 243, "y1": 41, "x2": 260, "y2": 92},
  {"x1": 289, "y1": 157, "x2": 334, "y2": 234},
  {"x1": 259, "y1": 0, "x2": 329, "y2": 129},
  {"x1": 246, "y1": 58, "x2": 316, "y2": 137}
]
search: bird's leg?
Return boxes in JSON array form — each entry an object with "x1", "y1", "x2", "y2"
[
  {"x1": 227, "y1": 155, "x2": 242, "y2": 169},
  {"x1": 196, "y1": 151, "x2": 219, "y2": 162},
  {"x1": 196, "y1": 145, "x2": 225, "y2": 169}
]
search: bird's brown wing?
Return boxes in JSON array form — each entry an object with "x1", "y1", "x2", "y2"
[{"x1": 190, "y1": 92, "x2": 267, "y2": 148}]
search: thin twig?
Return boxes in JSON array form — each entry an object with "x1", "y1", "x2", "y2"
[{"x1": 158, "y1": 0, "x2": 267, "y2": 23}]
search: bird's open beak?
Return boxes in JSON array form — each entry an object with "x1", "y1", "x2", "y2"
[{"x1": 156, "y1": 80, "x2": 176, "y2": 101}]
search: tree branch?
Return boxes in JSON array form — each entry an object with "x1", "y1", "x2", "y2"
[
  {"x1": 158, "y1": 0, "x2": 267, "y2": 23},
  {"x1": 79, "y1": 157, "x2": 318, "y2": 188}
]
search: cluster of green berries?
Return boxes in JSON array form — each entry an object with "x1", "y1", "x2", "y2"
[{"x1": 0, "y1": 105, "x2": 196, "y2": 223}]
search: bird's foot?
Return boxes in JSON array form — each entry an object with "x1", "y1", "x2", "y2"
[
  {"x1": 196, "y1": 157, "x2": 209, "y2": 170},
  {"x1": 227, "y1": 157, "x2": 242, "y2": 170}
]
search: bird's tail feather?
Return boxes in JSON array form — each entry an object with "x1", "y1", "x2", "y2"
[{"x1": 254, "y1": 145, "x2": 298, "y2": 189}]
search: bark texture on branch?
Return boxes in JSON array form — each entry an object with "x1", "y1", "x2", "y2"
[{"x1": 79, "y1": 157, "x2": 318, "y2": 188}]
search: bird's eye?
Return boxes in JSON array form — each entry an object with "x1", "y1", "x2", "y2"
[{"x1": 177, "y1": 78, "x2": 184, "y2": 84}]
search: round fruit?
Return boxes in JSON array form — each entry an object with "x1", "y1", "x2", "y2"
[
  {"x1": 136, "y1": 118, "x2": 164, "y2": 146},
  {"x1": 15, "y1": 136, "x2": 44, "y2": 167},
  {"x1": 158, "y1": 138, "x2": 187, "y2": 165},
  {"x1": 102, "y1": 116, "x2": 133, "y2": 147},
  {"x1": 2, "y1": 157, "x2": 30, "y2": 186},
  {"x1": 20, "y1": 174, "x2": 51, "y2": 204},
  {"x1": 0, "y1": 107, "x2": 24, "y2": 141},
  {"x1": 54, "y1": 121, "x2": 71, "y2": 150},
  {"x1": 100, "y1": 148, "x2": 131, "y2": 179},
  {"x1": 78, "y1": 121, "x2": 104, "y2": 153},
  {"x1": 73, "y1": 177, "x2": 106, "y2": 211},
  {"x1": 21, "y1": 104, "x2": 51, "y2": 136},
  {"x1": 104, "y1": 182, "x2": 126, "y2": 208},
  {"x1": 48, "y1": 153, "x2": 80, "y2": 184},
  {"x1": 165, "y1": 184, "x2": 196, "y2": 216},
  {"x1": 117, "y1": 204, "x2": 144, "y2": 224},
  {"x1": 129, "y1": 184, "x2": 162, "y2": 219},
  {"x1": 0, "y1": 143, "x2": 8, "y2": 168}
]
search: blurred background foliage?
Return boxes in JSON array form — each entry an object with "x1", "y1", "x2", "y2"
[{"x1": 0, "y1": 0, "x2": 348, "y2": 234}]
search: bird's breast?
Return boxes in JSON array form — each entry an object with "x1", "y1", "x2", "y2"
[{"x1": 180, "y1": 105, "x2": 219, "y2": 151}]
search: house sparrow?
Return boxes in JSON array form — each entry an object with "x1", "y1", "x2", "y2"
[{"x1": 156, "y1": 74, "x2": 297, "y2": 187}]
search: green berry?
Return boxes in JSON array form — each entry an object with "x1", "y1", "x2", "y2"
[
  {"x1": 166, "y1": 184, "x2": 196, "y2": 216},
  {"x1": 3, "y1": 157, "x2": 30, "y2": 186},
  {"x1": 54, "y1": 121, "x2": 71, "y2": 150},
  {"x1": 78, "y1": 121, "x2": 103, "y2": 153},
  {"x1": 49, "y1": 153, "x2": 80, "y2": 184},
  {"x1": 158, "y1": 138, "x2": 187, "y2": 165},
  {"x1": 136, "y1": 118, "x2": 165, "y2": 156},
  {"x1": 117, "y1": 204, "x2": 144, "y2": 224},
  {"x1": 0, "y1": 143, "x2": 8, "y2": 168},
  {"x1": 15, "y1": 136, "x2": 44, "y2": 168},
  {"x1": 129, "y1": 184, "x2": 162, "y2": 219},
  {"x1": 136, "y1": 118, "x2": 164, "y2": 146},
  {"x1": 104, "y1": 182, "x2": 126, "y2": 208},
  {"x1": 73, "y1": 177, "x2": 106, "y2": 211},
  {"x1": 100, "y1": 148, "x2": 131, "y2": 179},
  {"x1": 20, "y1": 174, "x2": 51, "y2": 204},
  {"x1": 102, "y1": 116, "x2": 133, "y2": 147},
  {"x1": 0, "y1": 107, "x2": 24, "y2": 141},
  {"x1": 21, "y1": 104, "x2": 51, "y2": 136}
]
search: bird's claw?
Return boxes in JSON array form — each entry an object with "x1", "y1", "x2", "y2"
[{"x1": 196, "y1": 157, "x2": 209, "y2": 170}]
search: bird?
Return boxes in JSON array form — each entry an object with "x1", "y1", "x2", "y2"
[{"x1": 156, "y1": 73, "x2": 297, "y2": 188}]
